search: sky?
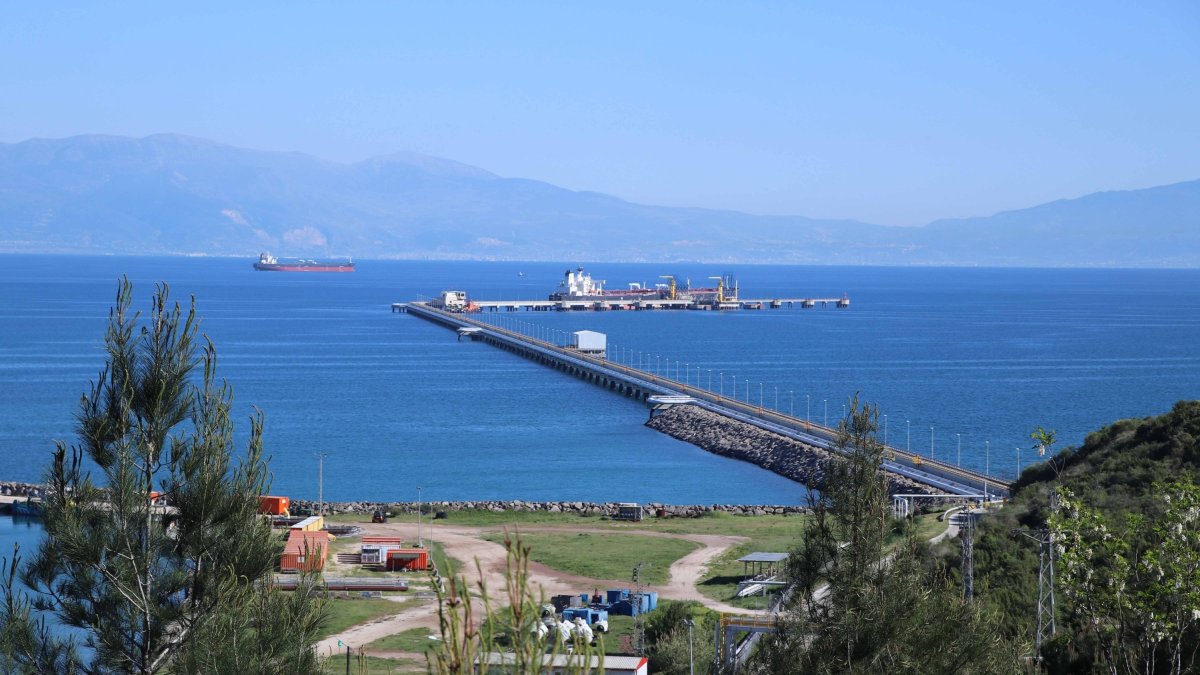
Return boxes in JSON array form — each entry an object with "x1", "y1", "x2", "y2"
[{"x1": 1, "y1": 2, "x2": 1198, "y2": 225}]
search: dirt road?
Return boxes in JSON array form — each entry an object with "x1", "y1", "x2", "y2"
[{"x1": 316, "y1": 520, "x2": 754, "y2": 653}]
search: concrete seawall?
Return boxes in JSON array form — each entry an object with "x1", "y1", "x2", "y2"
[{"x1": 645, "y1": 405, "x2": 938, "y2": 495}]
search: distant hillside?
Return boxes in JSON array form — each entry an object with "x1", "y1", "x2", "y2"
[{"x1": 1, "y1": 134, "x2": 1197, "y2": 266}]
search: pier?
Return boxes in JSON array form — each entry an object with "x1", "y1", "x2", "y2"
[
  {"x1": 393, "y1": 296, "x2": 848, "y2": 313},
  {"x1": 402, "y1": 302, "x2": 1010, "y2": 498}
]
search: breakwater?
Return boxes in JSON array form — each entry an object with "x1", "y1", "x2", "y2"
[
  {"x1": 645, "y1": 405, "x2": 939, "y2": 495},
  {"x1": 290, "y1": 499, "x2": 808, "y2": 518},
  {"x1": 2, "y1": 481, "x2": 806, "y2": 519}
]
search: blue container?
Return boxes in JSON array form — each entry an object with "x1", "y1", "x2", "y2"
[
  {"x1": 638, "y1": 594, "x2": 650, "y2": 612},
  {"x1": 580, "y1": 593, "x2": 589, "y2": 603},
  {"x1": 606, "y1": 589, "x2": 624, "y2": 604},
  {"x1": 648, "y1": 591, "x2": 659, "y2": 610},
  {"x1": 610, "y1": 599, "x2": 639, "y2": 617}
]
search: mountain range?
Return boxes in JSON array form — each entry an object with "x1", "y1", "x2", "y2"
[{"x1": 1, "y1": 133, "x2": 1196, "y2": 266}]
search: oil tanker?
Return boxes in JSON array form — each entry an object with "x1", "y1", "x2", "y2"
[{"x1": 253, "y1": 252, "x2": 355, "y2": 272}]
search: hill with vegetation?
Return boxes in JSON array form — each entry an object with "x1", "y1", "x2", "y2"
[{"x1": 963, "y1": 401, "x2": 1200, "y2": 674}]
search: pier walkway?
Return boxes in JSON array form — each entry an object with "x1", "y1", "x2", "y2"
[{"x1": 403, "y1": 302, "x2": 1010, "y2": 498}]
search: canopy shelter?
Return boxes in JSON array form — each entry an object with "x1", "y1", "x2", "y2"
[{"x1": 738, "y1": 552, "x2": 788, "y2": 580}]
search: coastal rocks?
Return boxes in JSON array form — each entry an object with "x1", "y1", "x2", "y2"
[
  {"x1": 286, "y1": 498, "x2": 808, "y2": 518},
  {"x1": 0, "y1": 482, "x2": 44, "y2": 498},
  {"x1": 644, "y1": 405, "x2": 937, "y2": 496}
]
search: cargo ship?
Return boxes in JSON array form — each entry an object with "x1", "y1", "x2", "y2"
[{"x1": 253, "y1": 252, "x2": 355, "y2": 272}]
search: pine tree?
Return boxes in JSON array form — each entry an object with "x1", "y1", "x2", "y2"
[
  {"x1": 0, "y1": 279, "x2": 325, "y2": 674},
  {"x1": 749, "y1": 395, "x2": 1021, "y2": 675}
]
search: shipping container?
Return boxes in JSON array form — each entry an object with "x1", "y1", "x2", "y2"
[
  {"x1": 258, "y1": 495, "x2": 290, "y2": 516},
  {"x1": 360, "y1": 543, "x2": 404, "y2": 565},
  {"x1": 385, "y1": 548, "x2": 430, "y2": 571},
  {"x1": 290, "y1": 515, "x2": 324, "y2": 532},
  {"x1": 280, "y1": 531, "x2": 329, "y2": 572}
]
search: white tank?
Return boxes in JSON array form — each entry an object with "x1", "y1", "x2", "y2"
[
  {"x1": 573, "y1": 617, "x2": 594, "y2": 643},
  {"x1": 592, "y1": 619, "x2": 608, "y2": 633}
]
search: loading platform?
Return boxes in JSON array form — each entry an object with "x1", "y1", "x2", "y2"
[{"x1": 402, "y1": 302, "x2": 1009, "y2": 498}]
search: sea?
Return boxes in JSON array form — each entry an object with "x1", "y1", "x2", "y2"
[{"x1": 2, "y1": 255, "x2": 1198, "y2": 529}]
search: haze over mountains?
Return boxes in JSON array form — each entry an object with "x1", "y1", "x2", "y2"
[{"x1": 1, "y1": 134, "x2": 1196, "y2": 267}]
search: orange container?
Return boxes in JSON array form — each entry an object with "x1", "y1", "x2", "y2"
[
  {"x1": 258, "y1": 496, "x2": 290, "y2": 516},
  {"x1": 385, "y1": 548, "x2": 430, "y2": 571}
]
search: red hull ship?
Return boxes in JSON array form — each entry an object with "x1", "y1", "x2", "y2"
[{"x1": 253, "y1": 252, "x2": 355, "y2": 272}]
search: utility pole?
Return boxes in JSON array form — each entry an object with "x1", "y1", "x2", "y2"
[
  {"x1": 1015, "y1": 491, "x2": 1059, "y2": 660},
  {"x1": 962, "y1": 511, "x2": 976, "y2": 601},
  {"x1": 633, "y1": 562, "x2": 648, "y2": 657},
  {"x1": 315, "y1": 452, "x2": 327, "y2": 518}
]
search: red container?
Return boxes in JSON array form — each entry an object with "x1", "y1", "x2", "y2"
[
  {"x1": 280, "y1": 531, "x2": 329, "y2": 572},
  {"x1": 385, "y1": 548, "x2": 430, "y2": 572}
]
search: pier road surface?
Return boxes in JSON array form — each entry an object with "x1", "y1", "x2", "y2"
[{"x1": 402, "y1": 302, "x2": 1011, "y2": 499}]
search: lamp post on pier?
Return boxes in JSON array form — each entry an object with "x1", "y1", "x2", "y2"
[
  {"x1": 823, "y1": 399, "x2": 828, "y2": 427},
  {"x1": 930, "y1": 426, "x2": 935, "y2": 460},
  {"x1": 956, "y1": 433, "x2": 962, "y2": 466},
  {"x1": 789, "y1": 390, "x2": 794, "y2": 417},
  {"x1": 806, "y1": 394, "x2": 811, "y2": 423},
  {"x1": 906, "y1": 420, "x2": 911, "y2": 453},
  {"x1": 719, "y1": 372, "x2": 724, "y2": 396},
  {"x1": 985, "y1": 440, "x2": 991, "y2": 499},
  {"x1": 884, "y1": 414, "x2": 888, "y2": 445},
  {"x1": 774, "y1": 386, "x2": 778, "y2": 411},
  {"x1": 1015, "y1": 446, "x2": 1021, "y2": 479}
]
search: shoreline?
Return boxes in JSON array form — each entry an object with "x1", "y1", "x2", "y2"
[{"x1": 2, "y1": 481, "x2": 808, "y2": 518}]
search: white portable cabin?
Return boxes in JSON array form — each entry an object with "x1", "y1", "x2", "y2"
[
  {"x1": 434, "y1": 290, "x2": 468, "y2": 311},
  {"x1": 571, "y1": 330, "x2": 606, "y2": 355}
]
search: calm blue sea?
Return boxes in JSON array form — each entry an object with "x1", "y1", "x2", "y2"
[{"x1": 2, "y1": 255, "x2": 1198, "y2": 516}]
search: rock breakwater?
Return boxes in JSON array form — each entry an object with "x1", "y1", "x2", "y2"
[{"x1": 645, "y1": 405, "x2": 937, "y2": 495}]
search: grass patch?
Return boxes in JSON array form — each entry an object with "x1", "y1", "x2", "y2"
[
  {"x1": 365, "y1": 627, "x2": 443, "y2": 655},
  {"x1": 480, "y1": 532, "x2": 697, "y2": 585},
  {"x1": 319, "y1": 598, "x2": 406, "y2": 639},
  {"x1": 321, "y1": 653, "x2": 418, "y2": 674}
]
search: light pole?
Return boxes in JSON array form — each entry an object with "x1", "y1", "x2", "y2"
[
  {"x1": 823, "y1": 399, "x2": 828, "y2": 427},
  {"x1": 842, "y1": 403, "x2": 846, "y2": 421},
  {"x1": 719, "y1": 372, "x2": 724, "y2": 396},
  {"x1": 956, "y1": 433, "x2": 961, "y2": 466},
  {"x1": 883, "y1": 414, "x2": 888, "y2": 446},
  {"x1": 806, "y1": 394, "x2": 811, "y2": 422},
  {"x1": 708, "y1": 369, "x2": 712, "y2": 391},
  {"x1": 1015, "y1": 446, "x2": 1021, "y2": 479},
  {"x1": 417, "y1": 486, "x2": 423, "y2": 548},
  {"x1": 684, "y1": 363, "x2": 689, "y2": 386},
  {"x1": 315, "y1": 452, "x2": 327, "y2": 518},
  {"x1": 684, "y1": 617, "x2": 695, "y2": 675},
  {"x1": 789, "y1": 390, "x2": 794, "y2": 417},
  {"x1": 732, "y1": 376, "x2": 736, "y2": 398},
  {"x1": 906, "y1": 420, "x2": 911, "y2": 453},
  {"x1": 985, "y1": 440, "x2": 991, "y2": 499},
  {"x1": 930, "y1": 427, "x2": 935, "y2": 460},
  {"x1": 774, "y1": 386, "x2": 778, "y2": 411},
  {"x1": 759, "y1": 382, "x2": 763, "y2": 409}
]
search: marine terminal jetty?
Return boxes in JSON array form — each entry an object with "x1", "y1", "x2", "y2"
[{"x1": 398, "y1": 297, "x2": 1012, "y2": 500}]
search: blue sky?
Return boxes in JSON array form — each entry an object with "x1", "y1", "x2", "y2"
[{"x1": 2, "y1": 2, "x2": 1197, "y2": 224}]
